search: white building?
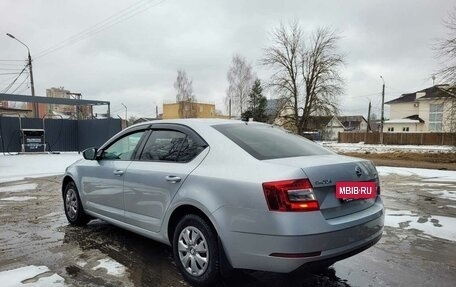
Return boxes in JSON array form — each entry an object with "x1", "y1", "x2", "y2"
[{"x1": 385, "y1": 85, "x2": 455, "y2": 132}]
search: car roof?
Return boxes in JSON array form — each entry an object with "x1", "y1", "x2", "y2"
[{"x1": 131, "y1": 118, "x2": 262, "y2": 129}]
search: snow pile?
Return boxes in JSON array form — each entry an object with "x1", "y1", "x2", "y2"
[
  {"x1": 0, "y1": 153, "x2": 82, "y2": 183},
  {"x1": 385, "y1": 209, "x2": 456, "y2": 241},
  {"x1": 0, "y1": 265, "x2": 66, "y2": 287},
  {"x1": 321, "y1": 142, "x2": 455, "y2": 154}
]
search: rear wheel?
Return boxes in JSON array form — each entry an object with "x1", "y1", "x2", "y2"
[
  {"x1": 173, "y1": 214, "x2": 220, "y2": 286},
  {"x1": 63, "y1": 181, "x2": 90, "y2": 226}
]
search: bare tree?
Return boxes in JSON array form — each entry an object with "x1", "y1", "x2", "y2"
[
  {"x1": 435, "y1": 10, "x2": 456, "y2": 134},
  {"x1": 436, "y1": 9, "x2": 456, "y2": 85},
  {"x1": 226, "y1": 54, "x2": 254, "y2": 117},
  {"x1": 262, "y1": 22, "x2": 344, "y2": 134},
  {"x1": 174, "y1": 70, "x2": 196, "y2": 118}
]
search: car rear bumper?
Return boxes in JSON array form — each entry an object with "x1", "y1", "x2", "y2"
[{"x1": 213, "y1": 200, "x2": 384, "y2": 273}]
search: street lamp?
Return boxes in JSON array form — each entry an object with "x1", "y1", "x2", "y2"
[
  {"x1": 380, "y1": 76, "x2": 385, "y2": 144},
  {"x1": 6, "y1": 33, "x2": 37, "y2": 117}
]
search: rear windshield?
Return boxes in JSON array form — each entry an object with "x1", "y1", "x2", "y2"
[{"x1": 213, "y1": 123, "x2": 332, "y2": 160}]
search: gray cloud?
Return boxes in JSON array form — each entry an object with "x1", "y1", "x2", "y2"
[{"x1": 1, "y1": 0, "x2": 454, "y2": 119}]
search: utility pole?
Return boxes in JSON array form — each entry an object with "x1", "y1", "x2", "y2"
[
  {"x1": 156, "y1": 105, "x2": 158, "y2": 119},
  {"x1": 229, "y1": 97, "x2": 232, "y2": 119},
  {"x1": 28, "y1": 51, "x2": 36, "y2": 113},
  {"x1": 380, "y1": 76, "x2": 385, "y2": 145},
  {"x1": 121, "y1": 103, "x2": 127, "y2": 126},
  {"x1": 7, "y1": 33, "x2": 37, "y2": 117},
  {"x1": 364, "y1": 101, "x2": 372, "y2": 143},
  {"x1": 366, "y1": 101, "x2": 372, "y2": 132}
]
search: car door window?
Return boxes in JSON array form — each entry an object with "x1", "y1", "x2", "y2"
[
  {"x1": 102, "y1": 131, "x2": 145, "y2": 160},
  {"x1": 139, "y1": 130, "x2": 205, "y2": 162},
  {"x1": 177, "y1": 136, "x2": 206, "y2": 163}
]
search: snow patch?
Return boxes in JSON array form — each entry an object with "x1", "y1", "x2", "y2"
[
  {"x1": 92, "y1": 258, "x2": 126, "y2": 277},
  {"x1": 0, "y1": 265, "x2": 66, "y2": 287},
  {"x1": 0, "y1": 153, "x2": 82, "y2": 183},
  {"x1": 0, "y1": 183, "x2": 37, "y2": 193},
  {"x1": 427, "y1": 190, "x2": 456, "y2": 201},
  {"x1": 0, "y1": 196, "x2": 37, "y2": 202},
  {"x1": 76, "y1": 261, "x2": 87, "y2": 268},
  {"x1": 385, "y1": 209, "x2": 456, "y2": 241}
]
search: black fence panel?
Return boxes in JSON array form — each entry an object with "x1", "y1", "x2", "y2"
[
  {"x1": 0, "y1": 116, "x2": 22, "y2": 153},
  {"x1": 44, "y1": 119, "x2": 78, "y2": 152},
  {"x1": 77, "y1": 119, "x2": 121, "y2": 151},
  {"x1": 0, "y1": 117, "x2": 121, "y2": 153}
]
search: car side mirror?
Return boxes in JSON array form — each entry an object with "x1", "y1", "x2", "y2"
[{"x1": 82, "y1": 147, "x2": 98, "y2": 160}]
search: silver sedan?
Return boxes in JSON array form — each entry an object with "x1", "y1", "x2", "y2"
[{"x1": 62, "y1": 119, "x2": 384, "y2": 286}]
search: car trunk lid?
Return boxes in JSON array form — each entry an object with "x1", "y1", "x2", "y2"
[{"x1": 264, "y1": 154, "x2": 379, "y2": 219}]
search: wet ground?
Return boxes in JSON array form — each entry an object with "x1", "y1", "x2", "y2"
[{"x1": 0, "y1": 173, "x2": 455, "y2": 287}]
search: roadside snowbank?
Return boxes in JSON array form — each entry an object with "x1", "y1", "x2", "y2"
[
  {"x1": 0, "y1": 153, "x2": 82, "y2": 183},
  {"x1": 377, "y1": 166, "x2": 456, "y2": 182},
  {"x1": 321, "y1": 142, "x2": 455, "y2": 154}
]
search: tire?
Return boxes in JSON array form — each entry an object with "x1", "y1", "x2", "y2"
[
  {"x1": 63, "y1": 181, "x2": 90, "y2": 226},
  {"x1": 173, "y1": 214, "x2": 220, "y2": 286}
]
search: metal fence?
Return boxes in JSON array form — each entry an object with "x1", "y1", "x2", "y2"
[
  {"x1": 338, "y1": 132, "x2": 456, "y2": 145},
  {"x1": 0, "y1": 117, "x2": 122, "y2": 153}
]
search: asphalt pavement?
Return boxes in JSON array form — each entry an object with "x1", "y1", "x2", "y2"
[{"x1": 0, "y1": 172, "x2": 455, "y2": 287}]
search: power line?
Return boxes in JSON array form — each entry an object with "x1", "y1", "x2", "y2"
[
  {"x1": 34, "y1": 0, "x2": 168, "y2": 59},
  {"x1": 11, "y1": 73, "x2": 30, "y2": 94},
  {"x1": 1, "y1": 65, "x2": 28, "y2": 93},
  {"x1": 0, "y1": 63, "x2": 25, "y2": 68},
  {"x1": 0, "y1": 72, "x2": 22, "y2": 75},
  {"x1": 0, "y1": 68, "x2": 23, "y2": 71}
]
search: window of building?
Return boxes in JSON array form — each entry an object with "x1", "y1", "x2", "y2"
[
  {"x1": 429, "y1": 103, "x2": 443, "y2": 131},
  {"x1": 387, "y1": 127, "x2": 394, "y2": 132},
  {"x1": 402, "y1": 127, "x2": 409, "y2": 132}
]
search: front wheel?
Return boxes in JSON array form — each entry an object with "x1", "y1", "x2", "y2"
[
  {"x1": 173, "y1": 214, "x2": 220, "y2": 286},
  {"x1": 63, "y1": 181, "x2": 90, "y2": 226}
]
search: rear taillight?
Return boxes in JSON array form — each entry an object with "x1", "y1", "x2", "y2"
[{"x1": 262, "y1": 179, "x2": 319, "y2": 212}]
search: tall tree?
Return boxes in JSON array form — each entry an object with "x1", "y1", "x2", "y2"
[
  {"x1": 241, "y1": 79, "x2": 268, "y2": 122},
  {"x1": 435, "y1": 9, "x2": 456, "y2": 133},
  {"x1": 436, "y1": 9, "x2": 456, "y2": 85},
  {"x1": 174, "y1": 70, "x2": 196, "y2": 118},
  {"x1": 226, "y1": 54, "x2": 254, "y2": 117},
  {"x1": 262, "y1": 22, "x2": 344, "y2": 134}
]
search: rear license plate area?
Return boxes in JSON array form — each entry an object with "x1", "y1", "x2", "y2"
[{"x1": 336, "y1": 182, "x2": 377, "y2": 200}]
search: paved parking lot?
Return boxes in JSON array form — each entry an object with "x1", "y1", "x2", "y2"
[{"x1": 0, "y1": 170, "x2": 455, "y2": 286}]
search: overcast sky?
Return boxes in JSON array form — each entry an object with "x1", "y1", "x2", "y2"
[{"x1": 1, "y1": 0, "x2": 454, "y2": 119}]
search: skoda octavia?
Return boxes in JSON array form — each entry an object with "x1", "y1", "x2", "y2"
[{"x1": 62, "y1": 119, "x2": 384, "y2": 286}]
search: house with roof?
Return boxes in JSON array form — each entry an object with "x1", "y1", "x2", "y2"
[
  {"x1": 337, "y1": 115, "x2": 369, "y2": 131},
  {"x1": 384, "y1": 85, "x2": 455, "y2": 132},
  {"x1": 306, "y1": 116, "x2": 345, "y2": 140},
  {"x1": 306, "y1": 115, "x2": 368, "y2": 140}
]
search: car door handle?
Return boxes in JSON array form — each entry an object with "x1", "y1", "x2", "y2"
[
  {"x1": 113, "y1": 170, "x2": 124, "y2": 176},
  {"x1": 165, "y1": 175, "x2": 181, "y2": 183}
]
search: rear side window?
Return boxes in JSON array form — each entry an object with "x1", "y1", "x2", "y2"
[
  {"x1": 139, "y1": 130, "x2": 205, "y2": 162},
  {"x1": 213, "y1": 124, "x2": 332, "y2": 160}
]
